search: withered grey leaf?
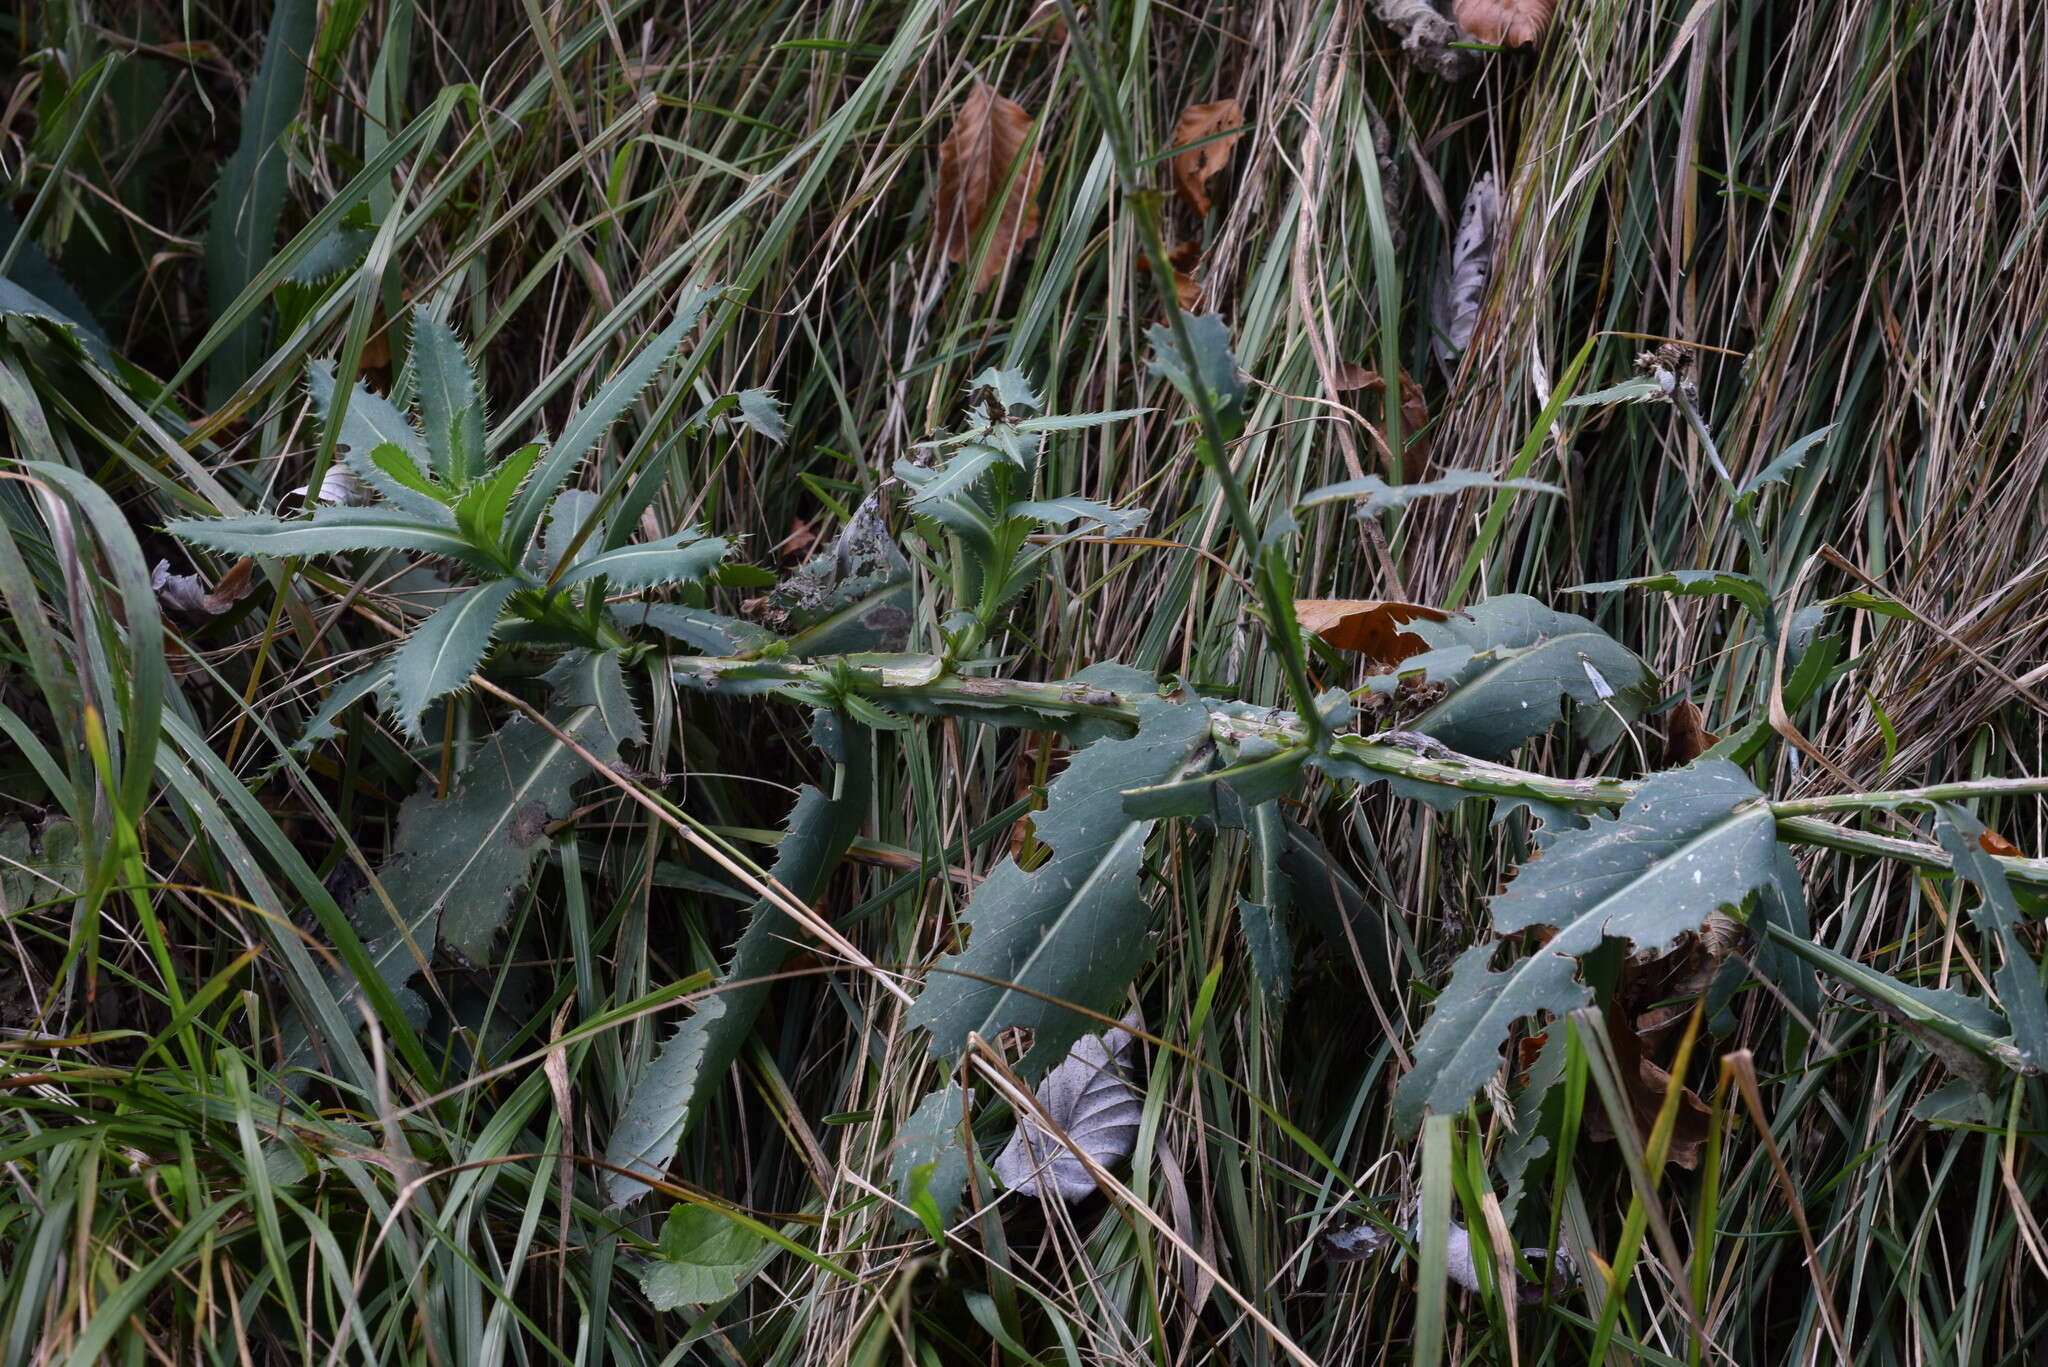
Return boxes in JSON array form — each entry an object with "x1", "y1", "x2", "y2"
[
  {"x1": 1432, "y1": 172, "x2": 1501, "y2": 363},
  {"x1": 1325, "y1": 1216, "x2": 1578, "y2": 1304},
  {"x1": 993, "y1": 1015, "x2": 1143, "y2": 1202},
  {"x1": 1372, "y1": 0, "x2": 1480, "y2": 80}
]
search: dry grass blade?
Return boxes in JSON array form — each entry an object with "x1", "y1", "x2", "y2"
[{"x1": 935, "y1": 79, "x2": 1044, "y2": 291}]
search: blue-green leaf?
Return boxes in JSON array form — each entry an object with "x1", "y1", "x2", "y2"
[
  {"x1": 554, "y1": 531, "x2": 727, "y2": 592},
  {"x1": 604, "y1": 714, "x2": 870, "y2": 1206},
  {"x1": 1935, "y1": 807, "x2": 2048, "y2": 1071},
  {"x1": 1394, "y1": 942, "x2": 1591, "y2": 1134},
  {"x1": 734, "y1": 388, "x2": 787, "y2": 445},
  {"x1": 167, "y1": 508, "x2": 493, "y2": 566},
  {"x1": 203, "y1": 0, "x2": 317, "y2": 404},
  {"x1": 505, "y1": 286, "x2": 722, "y2": 553},
  {"x1": 1490, "y1": 760, "x2": 1779, "y2": 956},
  {"x1": 640, "y1": 1205, "x2": 765, "y2": 1310},
  {"x1": 909, "y1": 689, "x2": 1212, "y2": 1078},
  {"x1": 307, "y1": 361, "x2": 448, "y2": 522},
  {"x1": 388, "y1": 579, "x2": 519, "y2": 735},
  {"x1": 1298, "y1": 471, "x2": 1560, "y2": 514},
  {"x1": 1146, "y1": 312, "x2": 1246, "y2": 438},
  {"x1": 1376, "y1": 595, "x2": 1653, "y2": 760},
  {"x1": 1567, "y1": 569, "x2": 1772, "y2": 623},
  {"x1": 411, "y1": 309, "x2": 483, "y2": 482},
  {"x1": 1739, "y1": 423, "x2": 1835, "y2": 502}
]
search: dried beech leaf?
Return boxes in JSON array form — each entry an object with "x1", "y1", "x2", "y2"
[
  {"x1": 1332, "y1": 368, "x2": 1430, "y2": 446},
  {"x1": 152, "y1": 556, "x2": 260, "y2": 618},
  {"x1": 1432, "y1": 172, "x2": 1500, "y2": 362},
  {"x1": 1332, "y1": 361, "x2": 1379, "y2": 392},
  {"x1": 1454, "y1": 0, "x2": 1555, "y2": 47},
  {"x1": 1296, "y1": 599, "x2": 1449, "y2": 666},
  {"x1": 1168, "y1": 99, "x2": 1245, "y2": 216},
  {"x1": 1980, "y1": 828, "x2": 2024, "y2": 858},
  {"x1": 935, "y1": 80, "x2": 1044, "y2": 291},
  {"x1": 993, "y1": 1015, "x2": 1143, "y2": 1202},
  {"x1": 1663, "y1": 699, "x2": 1718, "y2": 767},
  {"x1": 1583, "y1": 1002, "x2": 1714, "y2": 1170}
]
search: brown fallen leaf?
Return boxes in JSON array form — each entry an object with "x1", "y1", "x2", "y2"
[
  {"x1": 1332, "y1": 366, "x2": 1430, "y2": 447},
  {"x1": 1584, "y1": 1002, "x2": 1714, "y2": 1170},
  {"x1": 1453, "y1": 0, "x2": 1555, "y2": 47},
  {"x1": 1137, "y1": 240, "x2": 1203, "y2": 309},
  {"x1": 152, "y1": 556, "x2": 259, "y2": 618},
  {"x1": 1295, "y1": 599, "x2": 1449, "y2": 666},
  {"x1": 1980, "y1": 828, "x2": 2024, "y2": 858},
  {"x1": 1663, "y1": 699, "x2": 1718, "y2": 767},
  {"x1": 935, "y1": 80, "x2": 1045, "y2": 291},
  {"x1": 1168, "y1": 99, "x2": 1245, "y2": 216},
  {"x1": 1332, "y1": 360, "x2": 1379, "y2": 391},
  {"x1": 1629, "y1": 914, "x2": 1746, "y2": 1058}
]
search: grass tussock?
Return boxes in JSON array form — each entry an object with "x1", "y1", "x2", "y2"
[{"x1": 2, "y1": 0, "x2": 2047, "y2": 1363}]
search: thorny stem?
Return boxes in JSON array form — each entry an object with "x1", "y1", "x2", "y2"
[
  {"x1": 669, "y1": 654, "x2": 2048, "y2": 889},
  {"x1": 1055, "y1": 0, "x2": 1325, "y2": 741}
]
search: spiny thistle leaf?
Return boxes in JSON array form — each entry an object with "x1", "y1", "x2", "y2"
[
  {"x1": 503, "y1": 286, "x2": 722, "y2": 553},
  {"x1": 1490, "y1": 760, "x2": 1779, "y2": 956},
  {"x1": 166, "y1": 507, "x2": 496, "y2": 568},
  {"x1": 909, "y1": 684, "x2": 1212, "y2": 1080},
  {"x1": 1935, "y1": 806, "x2": 2048, "y2": 1071},
  {"x1": 411, "y1": 309, "x2": 484, "y2": 482},
  {"x1": 1394, "y1": 941, "x2": 1590, "y2": 1134},
  {"x1": 605, "y1": 714, "x2": 870, "y2": 1206},
  {"x1": 306, "y1": 361, "x2": 449, "y2": 522},
  {"x1": 891, "y1": 1082, "x2": 972, "y2": 1236},
  {"x1": 1568, "y1": 569, "x2": 1773, "y2": 623},
  {"x1": 1146, "y1": 312, "x2": 1247, "y2": 439},
  {"x1": 552, "y1": 530, "x2": 726, "y2": 592},
  {"x1": 1373, "y1": 593, "x2": 1653, "y2": 760},
  {"x1": 388, "y1": 579, "x2": 519, "y2": 736}
]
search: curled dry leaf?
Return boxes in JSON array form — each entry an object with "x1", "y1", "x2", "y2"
[
  {"x1": 1334, "y1": 367, "x2": 1432, "y2": 456},
  {"x1": 1663, "y1": 699, "x2": 1718, "y2": 767},
  {"x1": 1168, "y1": 99, "x2": 1245, "y2": 216},
  {"x1": 1295, "y1": 599, "x2": 1449, "y2": 667},
  {"x1": 1137, "y1": 240, "x2": 1203, "y2": 310},
  {"x1": 152, "y1": 556, "x2": 259, "y2": 618},
  {"x1": 1371, "y1": 0, "x2": 1480, "y2": 80},
  {"x1": 1583, "y1": 916, "x2": 1747, "y2": 1169},
  {"x1": 1432, "y1": 172, "x2": 1501, "y2": 363},
  {"x1": 1453, "y1": 0, "x2": 1555, "y2": 47},
  {"x1": 935, "y1": 80, "x2": 1045, "y2": 291},
  {"x1": 993, "y1": 1015, "x2": 1142, "y2": 1202}
]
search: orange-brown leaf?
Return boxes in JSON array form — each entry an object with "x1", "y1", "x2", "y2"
[
  {"x1": 1453, "y1": 0, "x2": 1555, "y2": 47},
  {"x1": 1980, "y1": 828, "x2": 2024, "y2": 858},
  {"x1": 1169, "y1": 99, "x2": 1245, "y2": 216},
  {"x1": 1295, "y1": 599, "x2": 1448, "y2": 666},
  {"x1": 936, "y1": 81, "x2": 1045, "y2": 291},
  {"x1": 1332, "y1": 361, "x2": 1379, "y2": 392},
  {"x1": 1663, "y1": 699, "x2": 1718, "y2": 767},
  {"x1": 202, "y1": 557, "x2": 259, "y2": 615},
  {"x1": 1333, "y1": 366, "x2": 1430, "y2": 451}
]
